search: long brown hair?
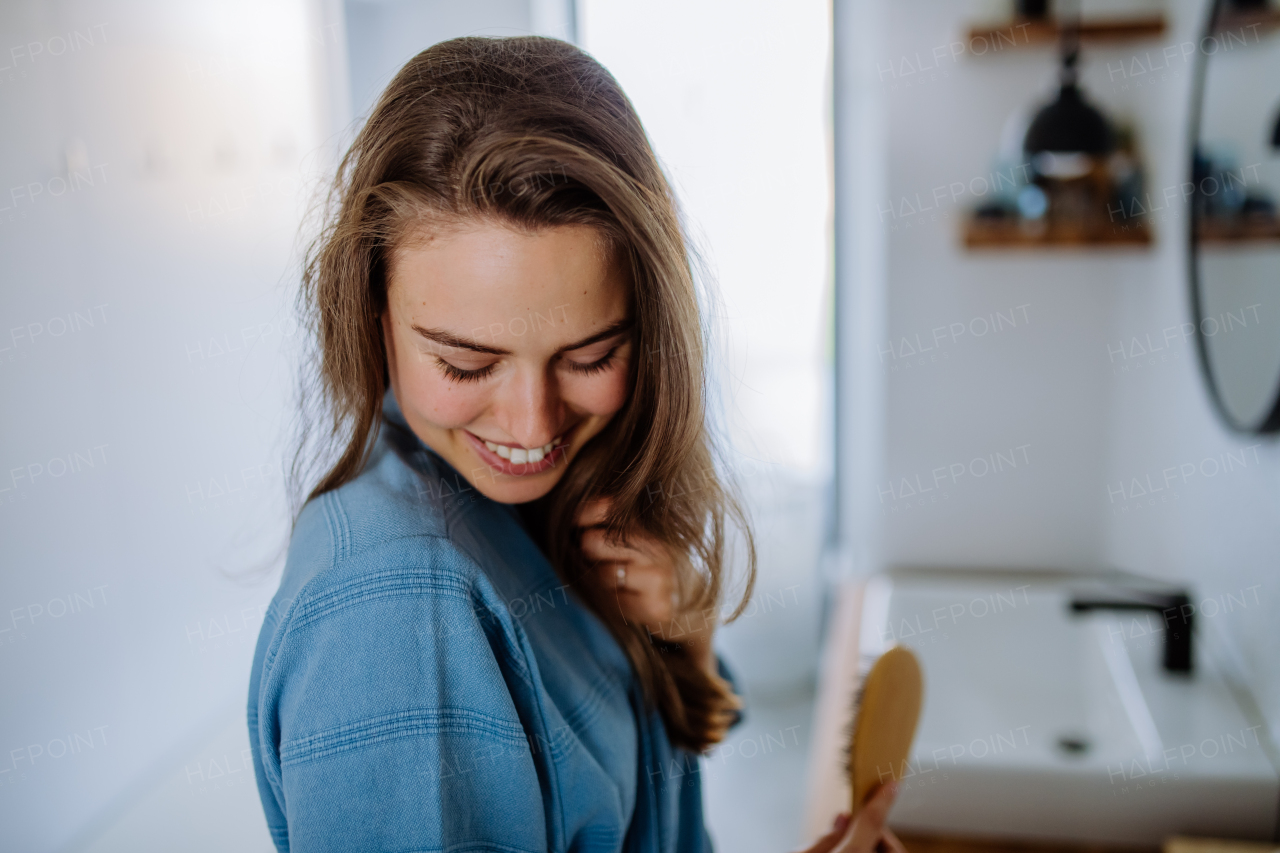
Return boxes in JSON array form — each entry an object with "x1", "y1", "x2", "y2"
[{"x1": 289, "y1": 35, "x2": 756, "y2": 753}]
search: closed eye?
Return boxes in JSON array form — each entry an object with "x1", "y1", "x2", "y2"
[
  {"x1": 436, "y1": 358, "x2": 496, "y2": 383},
  {"x1": 564, "y1": 347, "x2": 617, "y2": 376}
]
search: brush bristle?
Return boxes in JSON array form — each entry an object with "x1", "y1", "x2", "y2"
[{"x1": 838, "y1": 653, "x2": 877, "y2": 779}]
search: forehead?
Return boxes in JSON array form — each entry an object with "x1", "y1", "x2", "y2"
[{"x1": 387, "y1": 220, "x2": 629, "y2": 345}]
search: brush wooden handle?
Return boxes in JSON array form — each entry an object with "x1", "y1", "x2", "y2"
[{"x1": 847, "y1": 645, "x2": 923, "y2": 814}]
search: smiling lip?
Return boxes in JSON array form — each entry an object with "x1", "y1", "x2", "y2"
[{"x1": 463, "y1": 430, "x2": 570, "y2": 477}]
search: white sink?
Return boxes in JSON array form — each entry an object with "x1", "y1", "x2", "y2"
[{"x1": 805, "y1": 569, "x2": 1279, "y2": 845}]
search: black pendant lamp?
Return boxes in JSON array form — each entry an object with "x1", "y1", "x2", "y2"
[{"x1": 1024, "y1": 16, "x2": 1114, "y2": 162}]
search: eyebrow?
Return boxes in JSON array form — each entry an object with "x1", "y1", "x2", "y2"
[{"x1": 410, "y1": 318, "x2": 634, "y2": 356}]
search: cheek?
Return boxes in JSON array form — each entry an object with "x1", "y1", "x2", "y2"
[
  {"x1": 423, "y1": 382, "x2": 490, "y2": 427},
  {"x1": 400, "y1": 354, "x2": 490, "y2": 427},
  {"x1": 569, "y1": 368, "x2": 631, "y2": 416}
]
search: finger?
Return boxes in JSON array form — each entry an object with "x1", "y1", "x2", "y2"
[
  {"x1": 880, "y1": 828, "x2": 907, "y2": 853},
  {"x1": 575, "y1": 497, "x2": 613, "y2": 528},
  {"x1": 580, "y1": 528, "x2": 643, "y2": 563},
  {"x1": 596, "y1": 561, "x2": 625, "y2": 591},
  {"x1": 835, "y1": 783, "x2": 898, "y2": 853},
  {"x1": 611, "y1": 561, "x2": 673, "y2": 597},
  {"x1": 596, "y1": 563, "x2": 676, "y2": 624},
  {"x1": 796, "y1": 817, "x2": 849, "y2": 853}
]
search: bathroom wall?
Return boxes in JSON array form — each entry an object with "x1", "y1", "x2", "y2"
[
  {"x1": 345, "y1": 0, "x2": 534, "y2": 121},
  {"x1": 837, "y1": 0, "x2": 1279, "y2": 743},
  {"x1": 0, "y1": 2, "x2": 342, "y2": 850},
  {"x1": 1098, "y1": 6, "x2": 1280, "y2": 748},
  {"x1": 0, "y1": 2, "x2": 553, "y2": 851}
]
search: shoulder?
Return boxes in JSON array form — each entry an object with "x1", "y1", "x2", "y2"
[
  {"x1": 250, "y1": 418, "x2": 538, "y2": 798},
  {"x1": 266, "y1": 420, "x2": 507, "y2": 654},
  {"x1": 281, "y1": 420, "x2": 477, "y2": 586},
  {"x1": 257, "y1": 470, "x2": 529, "y2": 725}
]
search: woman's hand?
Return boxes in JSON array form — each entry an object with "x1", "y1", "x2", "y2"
[
  {"x1": 796, "y1": 784, "x2": 906, "y2": 853},
  {"x1": 575, "y1": 497, "x2": 716, "y2": 672}
]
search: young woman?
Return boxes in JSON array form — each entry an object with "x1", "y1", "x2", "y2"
[{"x1": 248, "y1": 35, "x2": 902, "y2": 853}]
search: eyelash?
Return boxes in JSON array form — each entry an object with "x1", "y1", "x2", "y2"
[
  {"x1": 566, "y1": 348, "x2": 617, "y2": 376},
  {"x1": 436, "y1": 360, "x2": 495, "y2": 383},
  {"x1": 435, "y1": 348, "x2": 617, "y2": 383}
]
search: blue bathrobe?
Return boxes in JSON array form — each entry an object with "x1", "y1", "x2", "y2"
[{"x1": 248, "y1": 389, "x2": 740, "y2": 852}]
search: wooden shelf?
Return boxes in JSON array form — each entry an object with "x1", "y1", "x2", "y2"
[
  {"x1": 964, "y1": 215, "x2": 1153, "y2": 249},
  {"x1": 967, "y1": 15, "x2": 1166, "y2": 49},
  {"x1": 1213, "y1": 7, "x2": 1280, "y2": 36},
  {"x1": 1197, "y1": 216, "x2": 1280, "y2": 244}
]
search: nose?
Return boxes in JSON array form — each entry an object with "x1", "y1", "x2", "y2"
[{"x1": 494, "y1": 364, "x2": 563, "y2": 449}]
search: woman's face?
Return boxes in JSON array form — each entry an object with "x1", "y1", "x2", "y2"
[{"x1": 382, "y1": 220, "x2": 633, "y2": 504}]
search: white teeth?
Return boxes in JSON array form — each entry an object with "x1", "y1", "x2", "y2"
[{"x1": 480, "y1": 434, "x2": 562, "y2": 464}]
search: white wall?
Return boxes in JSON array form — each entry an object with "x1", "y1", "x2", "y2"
[
  {"x1": 344, "y1": 0, "x2": 531, "y2": 120},
  {"x1": 0, "y1": 1, "x2": 547, "y2": 851},
  {"x1": 1099, "y1": 3, "x2": 1280, "y2": 748},
  {"x1": 0, "y1": 2, "x2": 340, "y2": 850},
  {"x1": 871, "y1": 0, "x2": 1135, "y2": 570},
  {"x1": 837, "y1": 0, "x2": 1280, "y2": 743}
]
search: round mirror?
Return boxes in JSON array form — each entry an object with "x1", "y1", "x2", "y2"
[{"x1": 1190, "y1": 0, "x2": 1280, "y2": 433}]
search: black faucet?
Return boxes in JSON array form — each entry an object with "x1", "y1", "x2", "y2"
[{"x1": 1069, "y1": 591, "x2": 1193, "y2": 674}]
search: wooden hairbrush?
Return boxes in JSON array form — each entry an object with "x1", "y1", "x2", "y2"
[{"x1": 842, "y1": 645, "x2": 924, "y2": 816}]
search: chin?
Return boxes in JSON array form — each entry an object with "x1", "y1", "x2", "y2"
[{"x1": 466, "y1": 466, "x2": 564, "y2": 504}]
